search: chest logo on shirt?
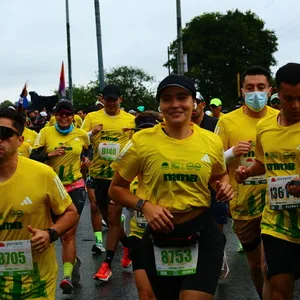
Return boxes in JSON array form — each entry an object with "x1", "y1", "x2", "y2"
[
  {"x1": 161, "y1": 162, "x2": 201, "y2": 171},
  {"x1": 21, "y1": 197, "x2": 33, "y2": 206},
  {"x1": 163, "y1": 174, "x2": 198, "y2": 182}
]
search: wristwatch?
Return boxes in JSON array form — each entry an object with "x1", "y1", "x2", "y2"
[
  {"x1": 45, "y1": 228, "x2": 59, "y2": 243},
  {"x1": 135, "y1": 199, "x2": 148, "y2": 212}
]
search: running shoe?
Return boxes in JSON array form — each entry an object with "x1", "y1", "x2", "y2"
[
  {"x1": 93, "y1": 262, "x2": 112, "y2": 281},
  {"x1": 121, "y1": 246, "x2": 132, "y2": 268},
  {"x1": 92, "y1": 241, "x2": 106, "y2": 254},
  {"x1": 72, "y1": 256, "x2": 82, "y2": 285},
  {"x1": 60, "y1": 276, "x2": 73, "y2": 294},
  {"x1": 219, "y1": 251, "x2": 230, "y2": 279}
]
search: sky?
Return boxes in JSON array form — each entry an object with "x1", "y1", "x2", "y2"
[{"x1": 1, "y1": 0, "x2": 300, "y2": 103}]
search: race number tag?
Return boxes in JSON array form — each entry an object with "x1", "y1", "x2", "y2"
[
  {"x1": 268, "y1": 175, "x2": 300, "y2": 210},
  {"x1": 133, "y1": 211, "x2": 147, "y2": 229},
  {"x1": 241, "y1": 157, "x2": 266, "y2": 185},
  {"x1": 154, "y1": 244, "x2": 198, "y2": 276},
  {"x1": 98, "y1": 143, "x2": 120, "y2": 161},
  {"x1": 0, "y1": 240, "x2": 34, "y2": 276}
]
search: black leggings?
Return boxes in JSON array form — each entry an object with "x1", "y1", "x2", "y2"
[{"x1": 142, "y1": 211, "x2": 224, "y2": 300}]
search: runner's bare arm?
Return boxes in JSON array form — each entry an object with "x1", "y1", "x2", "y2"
[{"x1": 235, "y1": 159, "x2": 266, "y2": 183}]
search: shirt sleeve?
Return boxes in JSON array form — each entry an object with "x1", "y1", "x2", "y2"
[
  {"x1": 110, "y1": 136, "x2": 141, "y2": 182},
  {"x1": 81, "y1": 114, "x2": 92, "y2": 132},
  {"x1": 75, "y1": 115, "x2": 83, "y2": 128},
  {"x1": 255, "y1": 123, "x2": 264, "y2": 164},
  {"x1": 33, "y1": 128, "x2": 46, "y2": 149},
  {"x1": 46, "y1": 167, "x2": 72, "y2": 215},
  {"x1": 82, "y1": 131, "x2": 90, "y2": 149},
  {"x1": 211, "y1": 136, "x2": 227, "y2": 176},
  {"x1": 214, "y1": 117, "x2": 229, "y2": 150}
]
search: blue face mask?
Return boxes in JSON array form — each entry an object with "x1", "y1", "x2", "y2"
[
  {"x1": 244, "y1": 91, "x2": 268, "y2": 112},
  {"x1": 54, "y1": 123, "x2": 74, "y2": 135}
]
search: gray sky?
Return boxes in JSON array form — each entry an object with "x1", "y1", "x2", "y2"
[{"x1": 1, "y1": 0, "x2": 299, "y2": 103}]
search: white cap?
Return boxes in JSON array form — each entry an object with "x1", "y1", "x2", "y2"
[
  {"x1": 40, "y1": 111, "x2": 47, "y2": 117},
  {"x1": 129, "y1": 109, "x2": 136, "y2": 114},
  {"x1": 196, "y1": 92, "x2": 204, "y2": 101},
  {"x1": 95, "y1": 100, "x2": 104, "y2": 107},
  {"x1": 8, "y1": 106, "x2": 16, "y2": 110}
]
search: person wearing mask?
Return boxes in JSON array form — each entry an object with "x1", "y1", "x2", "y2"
[
  {"x1": 30, "y1": 101, "x2": 90, "y2": 293},
  {"x1": 215, "y1": 66, "x2": 278, "y2": 299},
  {"x1": 109, "y1": 75, "x2": 233, "y2": 300}
]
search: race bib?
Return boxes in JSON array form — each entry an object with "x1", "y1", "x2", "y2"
[
  {"x1": 241, "y1": 157, "x2": 266, "y2": 185},
  {"x1": 154, "y1": 243, "x2": 198, "y2": 276},
  {"x1": 133, "y1": 211, "x2": 147, "y2": 229},
  {"x1": 0, "y1": 240, "x2": 34, "y2": 276},
  {"x1": 268, "y1": 175, "x2": 300, "y2": 210},
  {"x1": 98, "y1": 143, "x2": 120, "y2": 161}
]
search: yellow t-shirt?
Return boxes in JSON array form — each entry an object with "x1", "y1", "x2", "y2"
[
  {"x1": 46, "y1": 115, "x2": 82, "y2": 128},
  {"x1": 23, "y1": 127, "x2": 38, "y2": 147},
  {"x1": 256, "y1": 113, "x2": 300, "y2": 244},
  {"x1": 215, "y1": 106, "x2": 278, "y2": 220},
  {"x1": 18, "y1": 141, "x2": 32, "y2": 158},
  {"x1": 0, "y1": 156, "x2": 72, "y2": 300},
  {"x1": 111, "y1": 123, "x2": 226, "y2": 212},
  {"x1": 81, "y1": 109, "x2": 135, "y2": 180},
  {"x1": 34, "y1": 126, "x2": 90, "y2": 185},
  {"x1": 129, "y1": 177, "x2": 145, "y2": 239}
]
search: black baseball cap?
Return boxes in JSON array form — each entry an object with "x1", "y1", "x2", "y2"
[
  {"x1": 135, "y1": 114, "x2": 159, "y2": 129},
  {"x1": 156, "y1": 75, "x2": 196, "y2": 101},
  {"x1": 54, "y1": 100, "x2": 73, "y2": 112},
  {"x1": 103, "y1": 84, "x2": 121, "y2": 100}
]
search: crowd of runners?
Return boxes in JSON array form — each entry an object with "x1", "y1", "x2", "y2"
[{"x1": 0, "y1": 62, "x2": 300, "y2": 300}]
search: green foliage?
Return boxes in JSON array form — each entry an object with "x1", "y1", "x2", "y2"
[
  {"x1": 67, "y1": 66, "x2": 156, "y2": 111},
  {"x1": 166, "y1": 10, "x2": 278, "y2": 109},
  {"x1": 0, "y1": 100, "x2": 13, "y2": 109}
]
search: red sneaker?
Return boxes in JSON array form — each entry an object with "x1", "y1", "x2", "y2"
[
  {"x1": 121, "y1": 246, "x2": 132, "y2": 268},
  {"x1": 93, "y1": 262, "x2": 112, "y2": 281}
]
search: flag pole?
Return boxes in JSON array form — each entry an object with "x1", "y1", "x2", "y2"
[{"x1": 65, "y1": 0, "x2": 73, "y2": 101}]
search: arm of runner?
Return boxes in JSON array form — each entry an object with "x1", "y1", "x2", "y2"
[
  {"x1": 225, "y1": 140, "x2": 252, "y2": 164},
  {"x1": 235, "y1": 160, "x2": 266, "y2": 183},
  {"x1": 286, "y1": 177, "x2": 300, "y2": 197},
  {"x1": 210, "y1": 173, "x2": 234, "y2": 202},
  {"x1": 109, "y1": 171, "x2": 174, "y2": 233}
]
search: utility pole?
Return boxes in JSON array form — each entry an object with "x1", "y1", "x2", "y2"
[
  {"x1": 167, "y1": 46, "x2": 171, "y2": 75},
  {"x1": 94, "y1": 0, "x2": 105, "y2": 91},
  {"x1": 65, "y1": 0, "x2": 73, "y2": 100},
  {"x1": 176, "y1": 0, "x2": 184, "y2": 75}
]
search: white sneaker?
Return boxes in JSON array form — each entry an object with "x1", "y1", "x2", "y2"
[{"x1": 219, "y1": 251, "x2": 229, "y2": 279}]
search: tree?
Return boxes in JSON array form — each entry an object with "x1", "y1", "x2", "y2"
[
  {"x1": 166, "y1": 10, "x2": 278, "y2": 109},
  {"x1": 105, "y1": 66, "x2": 156, "y2": 111},
  {"x1": 0, "y1": 100, "x2": 13, "y2": 109}
]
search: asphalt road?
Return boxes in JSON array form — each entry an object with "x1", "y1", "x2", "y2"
[{"x1": 55, "y1": 201, "x2": 300, "y2": 300}]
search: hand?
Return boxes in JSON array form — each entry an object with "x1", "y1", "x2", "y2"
[
  {"x1": 286, "y1": 177, "x2": 300, "y2": 197},
  {"x1": 216, "y1": 180, "x2": 234, "y2": 202},
  {"x1": 141, "y1": 202, "x2": 174, "y2": 233},
  {"x1": 92, "y1": 124, "x2": 103, "y2": 135},
  {"x1": 81, "y1": 157, "x2": 91, "y2": 169},
  {"x1": 48, "y1": 146, "x2": 67, "y2": 158},
  {"x1": 232, "y1": 140, "x2": 252, "y2": 157},
  {"x1": 235, "y1": 166, "x2": 251, "y2": 183},
  {"x1": 28, "y1": 225, "x2": 51, "y2": 253}
]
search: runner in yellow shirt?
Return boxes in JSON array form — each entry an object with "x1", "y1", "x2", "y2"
[
  {"x1": 235, "y1": 63, "x2": 300, "y2": 300},
  {"x1": 0, "y1": 108, "x2": 77, "y2": 300},
  {"x1": 215, "y1": 66, "x2": 278, "y2": 299},
  {"x1": 109, "y1": 75, "x2": 233, "y2": 300},
  {"x1": 81, "y1": 84, "x2": 135, "y2": 281},
  {"x1": 17, "y1": 127, "x2": 38, "y2": 158},
  {"x1": 31, "y1": 101, "x2": 90, "y2": 294}
]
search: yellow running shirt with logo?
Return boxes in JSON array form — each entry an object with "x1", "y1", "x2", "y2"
[
  {"x1": 256, "y1": 112, "x2": 300, "y2": 244},
  {"x1": 18, "y1": 142, "x2": 32, "y2": 158},
  {"x1": 129, "y1": 178, "x2": 147, "y2": 239},
  {"x1": 46, "y1": 115, "x2": 83, "y2": 128},
  {"x1": 34, "y1": 126, "x2": 90, "y2": 185},
  {"x1": 23, "y1": 127, "x2": 38, "y2": 146},
  {"x1": 215, "y1": 106, "x2": 278, "y2": 220},
  {"x1": 81, "y1": 109, "x2": 135, "y2": 180},
  {"x1": 111, "y1": 123, "x2": 226, "y2": 212},
  {"x1": 0, "y1": 156, "x2": 72, "y2": 300}
]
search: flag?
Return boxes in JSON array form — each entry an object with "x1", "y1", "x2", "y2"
[
  {"x1": 58, "y1": 61, "x2": 66, "y2": 97},
  {"x1": 18, "y1": 81, "x2": 29, "y2": 110}
]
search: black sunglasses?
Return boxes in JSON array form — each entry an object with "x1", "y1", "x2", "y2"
[{"x1": 0, "y1": 126, "x2": 20, "y2": 140}]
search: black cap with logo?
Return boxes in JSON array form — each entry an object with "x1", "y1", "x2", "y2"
[
  {"x1": 156, "y1": 74, "x2": 196, "y2": 101},
  {"x1": 103, "y1": 84, "x2": 121, "y2": 101}
]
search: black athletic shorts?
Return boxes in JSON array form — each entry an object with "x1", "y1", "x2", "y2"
[
  {"x1": 128, "y1": 236, "x2": 144, "y2": 271},
  {"x1": 86, "y1": 175, "x2": 111, "y2": 209},
  {"x1": 142, "y1": 210, "x2": 224, "y2": 299},
  {"x1": 262, "y1": 234, "x2": 300, "y2": 280}
]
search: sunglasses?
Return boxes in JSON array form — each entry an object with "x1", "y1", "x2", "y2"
[
  {"x1": 56, "y1": 111, "x2": 73, "y2": 117},
  {"x1": 0, "y1": 126, "x2": 20, "y2": 140}
]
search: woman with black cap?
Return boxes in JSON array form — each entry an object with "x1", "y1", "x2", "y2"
[
  {"x1": 30, "y1": 100, "x2": 90, "y2": 294},
  {"x1": 109, "y1": 75, "x2": 233, "y2": 300}
]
